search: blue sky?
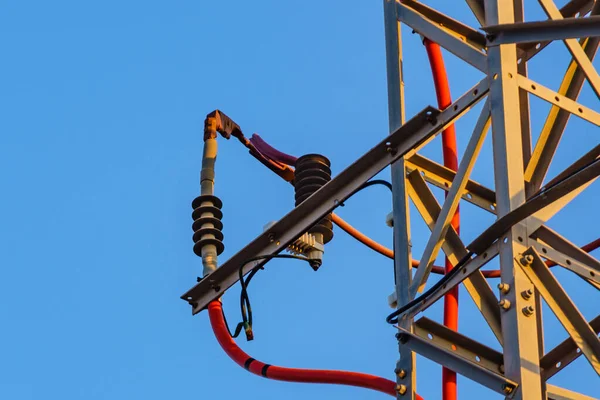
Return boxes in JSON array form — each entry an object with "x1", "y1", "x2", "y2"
[{"x1": 1, "y1": 1, "x2": 598, "y2": 399}]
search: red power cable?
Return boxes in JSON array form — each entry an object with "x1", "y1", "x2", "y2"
[
  {"x1": 423, "y1": 38, "x2": 459, "y2": 400},
  {"x1": 208, "y1": 300, "x2": 424, "y2": 399}
]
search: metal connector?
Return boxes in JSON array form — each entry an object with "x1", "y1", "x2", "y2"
[{"x1": 263, "y1": 222, "x2": 325, "y2": 269}]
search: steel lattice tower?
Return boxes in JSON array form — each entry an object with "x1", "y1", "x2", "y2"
[{"x1": 182, "y1": 1, "x2": 600, "y2": 398}]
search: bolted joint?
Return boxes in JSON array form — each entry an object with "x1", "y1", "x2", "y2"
[
  {"x1": 520, "y1": 254, "x2": 534, "y2": 266},
  {"x1": 396, "y1": 384, "x2": 407, "y2": 395},
  {"x1": 497, "y1": 283, "x2": 510, "y2": 294},
  {"x1": 522, "y1": 305, "x2": 535, "y2": 317},
  {"x1": 521, "y1": 288, "x2": 533, "y2": 300},
  {"x1": 498, "y1": 299, "x2": 511, "y2": 310}
]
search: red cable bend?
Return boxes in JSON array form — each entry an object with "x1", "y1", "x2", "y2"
[{"x1": 209, "y1": 300, "x2": 423, "y2": 399}]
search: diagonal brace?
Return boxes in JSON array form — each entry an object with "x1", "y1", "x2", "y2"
[
  {"x1": 406, "y1": 170, "x2": 503, "y2": 344},
  {"x1": 538, "y1": 0, "x2": 600, "y2": 99},
  {"x1": 542, "y1": 315, "x2": 600, "y2": 380},
  {"x1": 518, "y1": 248, "x2": 600, "y2": 375},
  {"x1": 411, "y1": 100, "x2": 491, "y2": 295}
]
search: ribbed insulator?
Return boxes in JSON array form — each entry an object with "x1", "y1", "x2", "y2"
[
  {"x1": 293, "y1": 154, "x2": 333, "y2": 244},
  {"x1": 191, "y1": 194, "x2": 224, "y2": 256}
]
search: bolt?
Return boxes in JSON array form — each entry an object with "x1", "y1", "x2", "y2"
[
  {"x1": 209, "y1": 280, "x2": 221, "y2": 292},
  {"x1": 522, "y1": 305, "x2": 535, "y2": 317},
  {"x1": 395, "y1": 332, "x2": 409, "y2": 344},
  {"x1": 396, "y1": 384, "x2": 407, "y2": 395},
  {"x1": 498, "y1": 299, "x2": 511, "y2": 310},
  {"x1": 268, "y1": 233, "x2": 275, "y2": 243},
  {"x1": 521, "y1": 289, "x2": 533, "y2": 300},
  {"x1": 396, "y1": 369, "x2": 407, "y2": 379},
  {"x1": 502, "y1": 384, "x2": 514, "y2": 395},
  {"x1": 497, "y1": 283, "x2": 510, "y2": 294},
  {"x1": 520, "y1": 254, "x2": 534, "y2": 266}
]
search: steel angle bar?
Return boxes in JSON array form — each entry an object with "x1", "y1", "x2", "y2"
[
  {"x1": 557, "y1": 0, "x2": 595, "y2": 18},
  {"x1": 396, "y1": 328, "x2": 518, "y2": 396},
  {"x1": 400, "y1": 0, "x2": 487, "y2": 50},
  {"x1": 517, "y1": 74, "x2": 600, "y2": 126},
  {"x1": 406, "y1": 244, "x2": 499, "y2": 319},
  {"x1": 542, "y1": 315, "x2": 600, "y2": 379},
  {"x1": 531, "y1": 226, "x2": 600, "y2": 274},
  {"x1": 547, "y1": 385, "x2": 599, "y2": 400},
  {"x1": 545, "y1": 144, "x2": 600, "y2": 189},
  {"x1": 539, "y1": 0, "x2": 600, "y2": 99},
  {"x1": 485, "y1": 16, "x2": 600, "y2": 45},
  {"x1": 468, "y1": 157, "x2": 600, "y2": 255},
  {"x1": 406, "y1": 171, "x2": 503, "y2": 343},
  {"x1": 414, "y1": 317, "x2": 504, "y2": 373},
  {"x1": 525, "y1": 32, "x2": 600, "y2": 193},
  {"x1": 182, "y1": 81, "x2": 490, "y2": 313},
  {"x1": 406, "y1": 153, "x2": 497, "y2": 213},
  {"x1": 525, "y1": 144, "x2": 600, "y2": 232},
  {"x1": 517, "y1": 0, "x2": 594, "y2": 61},
  {"x1": 485, "y1": 2, "x2": 545, "y2": 396},
  {"x1": 383, "y1": 0, "x2": 416, "y2": 396},
  {"x1": 396, "y1": 2, "x2": 487, "y2": 72},
  {"x1": 512, "y1": 0, "x2": 534, "y2": 171},
  {"x1": 411, "y1": 102, "x2": 491, "y2": 294},
  {"x1": 518, "y1": 248, "x2": 600, "y2": 375},
  {"x1": 466, "y1": 0, "x2": 486, "y2": 26},
  {"x1": 531, "y1": 239, "x2": 600, "y2": 285},
  {"x1": 525, "y1": 0, "x2": 600, "y2": 195}
]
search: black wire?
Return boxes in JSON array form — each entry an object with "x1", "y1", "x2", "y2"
[
  {"x1": 385, "y1": 252, "x2": 473, "y2": 324},
  {"x1": 357, "y1": 179, "x2": 393, "y2": 193},
  {"x1": 236, "y1": 254, "x2": 312, "y2": 339},
  {"x1": 221, "y1": 306, "x2": 245, "y2": 338}
]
